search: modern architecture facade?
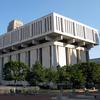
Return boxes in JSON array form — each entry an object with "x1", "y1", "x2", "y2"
[{"x1": 0, "y1": 12, "x2": 99, "y2": 84}]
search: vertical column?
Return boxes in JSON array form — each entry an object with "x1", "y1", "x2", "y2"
[
  {"x1": 51, "y1": 45, "x2": 58, "y2": 68},
  {"x1": 4, "y1": 56, "x2": 9, "y2": 65},
  {"x1": 20, "y1": 52, "x2": 25, "y2": 63},
  {"x1": 30, "y1": 49, "x2": 37, "y2": 68},
  {"x1": 11, "y1": 54, "x2": 17, "y2": 61},
  {"x1": 56, "y1": 45, "x2": 59, "y2": 65}
]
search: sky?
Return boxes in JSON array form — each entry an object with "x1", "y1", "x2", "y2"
[{"x1": 0, "y1": 0, "x2": 100, "y2": 59}]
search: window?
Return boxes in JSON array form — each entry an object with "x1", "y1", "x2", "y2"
[
  {"x1": 83, "y1": 26, "x2": 86, "y2": 39},
  {"x1": 2, "y1": 57, "x2": 4, "y2": 68},
  {"x1": 17, "y1": 53, "x2": 20, "y2": 62},
  {"x1": 61, "y1": 18, "x2": 63, "y2": 32},
  {"x1": 40, "y1": 20, "x2": 42, "y2": 34},
  {"x1": 31, "y1": 23, "x2": 34, "y2": 36},
  {"x1": 50, "y1": 16, "x2": 52, "y2": 31},
  {"x1": 38, "y1": 21, "x2": 40, "y2": 34},
  {"x1": 20, "y1": 28, "x2": 23, "y2": 40},
  {"x1": 44, "y1": 18, "x2": 47, "y2": 32},
  {"x1": 34, "y1": 23, "x2": 36, "y2": 35},
  {"x1": 36, "y1": 22, "x2": 38, "y2": 34},
  {"x1": 9, "y1": 55, "x2": 11, "y2": 61},
  {"x1": 73, "y1": 22, "x2": 75, "y2": 35},
  {"x1": 76, "y1": 49, "x2": 80, "y2": 63},
  {"x1": 49, "y1": 46, "x2": 52, "y2": 67},
  {"x1": 36, "y1": 48, "x2": 38, "y2": 61},
  {"x1": 65, "y1": 47, "x2": 68, "y2": 64},
  {"x1": 39, "y1": 48, "x2": 42, "y2": 64},
  {"x1": 56, "y1": 16, "x2": 58, "y2": 30},
  {"x1": 64, "y1": 19, "x2": 67, "y2": 32},
  {"x1": 28, "y1": 51, "x2": 30, "y2": 67},
  {"x1": 25, "y1": 51, "x2": 30, "y2": 67},
  {"x1": 58, "y1": 17, "x2": 60, "y2": 31}
]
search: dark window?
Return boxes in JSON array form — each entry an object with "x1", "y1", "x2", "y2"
[
  {"x1": 44, "y1": 18, "x2": 47, "y2": 32},
  {"x1": 34, "y1": 23, "x2": 36, "y2": 35},
  {"x1": 76, "y1": 50, "x2": 80, "y2": 63},
  {"x1": 28, "y1": 51, "x2": 30, "y2": 67},
  {"x1": 9, "y1": 55, "x2": 11, "y2": 61},
  {"x1": 73, "y1": 22, "x2": 75, "y2": 35},
  {"x1": 2, "y1": 57, "x2": 4, "y2": 79},
  {"x1": 61, "y1": 18, "x2": 63, "y2": 32},
  {"x1": 31, "y1": 24, "x2": 34, "y2": 36},
  {"x1": 92, "y1": 30, "x2": 95, "y2": 42},
  {"x1": 39, "y1": 48, "x2": 42, "y2": 64},
  {"x1": 47, "y1": 17, "x2": 49, "y2": 31},
  {"x1": 20, "y1": 28, "x2": 23, "y2": 40},
  {"x1": 2, "y1": 57, "x2": 4, "y2": 68},
  {"x1": 38, "y1": 21, "x2": 40, "y2": 34},
  {"x1": 18, "y1": 53, "x2": 20, "y2": 62},
  {"x1": 95, "y1": 33, "x2": 99, "y2": 43},
  {"x1": 36, "y1": 22, "x2": 38, "y2": 34},
  {"x1": 83, "y1": 26, "x2": 86, "y2": 39},
  {"x1": 40, "y1": 20, "x2": 42, "y2": 34},
  {"x1": 65, "y1": 47, "x2": 68, "y2": 64},
  {"x1": 50, "y1": 16, "x2": 52, "y2": 31},
  {"x1": 49, "y1": 46, "x2": 52, "y2": 67}
]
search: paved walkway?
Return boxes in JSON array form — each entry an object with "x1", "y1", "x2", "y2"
[{"x1": 51, "y1": 93, "x2": 97, "y2": 100}]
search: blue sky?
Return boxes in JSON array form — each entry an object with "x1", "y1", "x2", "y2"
[{"x1": 0, "y1": 0, "x2": 100, "y2": 59}]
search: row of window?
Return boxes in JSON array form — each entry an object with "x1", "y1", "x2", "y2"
[
  {"x1": 0, "y1": 15, "x2": 98, "y2": 48},
  {"x1": 55, "y1": 16, "x2": 99, "y2": 43},
  {"x1": 0, "y1": 15, "x2": 52, "y2": 47},
  {"x1": 0, "y1": 46, "x2": 87, "y2": 68},
  {"x1": 1, "y1": 46, "x2": 52, "y2": 68}
]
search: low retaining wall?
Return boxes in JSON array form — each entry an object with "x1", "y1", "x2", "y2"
[{"x1": 0, "y1": 95, "x2": 51, "y2": 100}]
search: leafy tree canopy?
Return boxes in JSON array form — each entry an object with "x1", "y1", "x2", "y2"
[{"x1": 3, "y1": 61, "x2": 29, "y2": 84}]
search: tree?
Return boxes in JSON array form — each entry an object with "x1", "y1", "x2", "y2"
[
  {"x1": 44, "y1": 68, "x2": 57, "y2": 83},
  {"x1": 56, "y1": 66, "x2": 71, "y2": 84},
  {"x1": 3, "y1": 61, "x2": 29, "y2": 85},
  {"x1": 70, "y1": 64, "x2": 86, "y2": 88},
  {"x1": 26, "y1": 61, "x2": 45, "y2": 86},
  {"x1": 91, "y1": 62, "x2": 100, "y2": 83},
  {"x1": 77, "y1": 62, "x2": 100, "y2": 88}
]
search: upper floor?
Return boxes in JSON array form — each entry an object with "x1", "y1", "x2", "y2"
[{"x1": 0, "y1": 12, "x2": 99, "y2": 51}]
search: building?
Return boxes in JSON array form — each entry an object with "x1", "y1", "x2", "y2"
[
  {"x1": 0, "y1": 12, "x2": 99, "y2": 84},
  {"x1": 90, "y1": 58, "x2": 100, "y2": 64},
  {"x1": 7, "y1": 20, "x2": 23, "y2": 32}
]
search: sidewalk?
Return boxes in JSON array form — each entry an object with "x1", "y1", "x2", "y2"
[{"x1": 51, "y1": 93, "x2": 95, "y2": 100}]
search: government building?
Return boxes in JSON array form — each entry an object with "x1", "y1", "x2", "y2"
[{"x1": 0, "y1": 12, "x2": 99, "y2": 84}]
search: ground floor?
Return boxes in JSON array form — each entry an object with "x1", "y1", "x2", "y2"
[{"x1": 0, "y1": 41, "x2": 89, "y2": 84}]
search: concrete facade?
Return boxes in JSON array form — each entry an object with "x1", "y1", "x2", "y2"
[{"x1": 0, "y1": 12, "x2": 99, "y2": 84}]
